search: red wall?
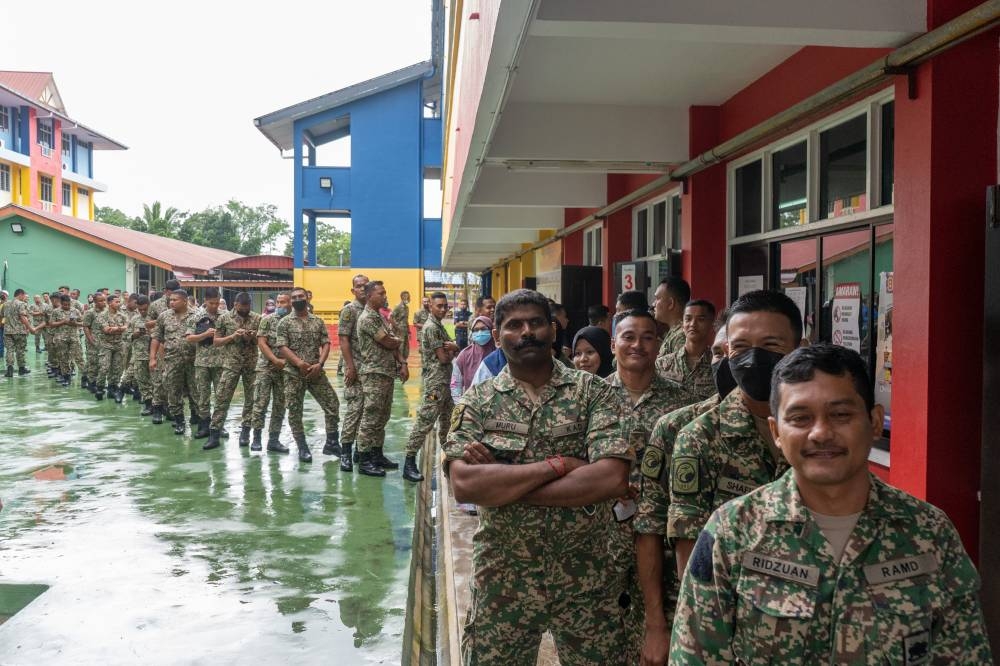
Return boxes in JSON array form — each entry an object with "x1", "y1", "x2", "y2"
[{"x1": 562, "y1": 208, "x2": 590, "y2": 265}]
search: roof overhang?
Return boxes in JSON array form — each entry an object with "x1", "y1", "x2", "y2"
[
  {"x1": 0, "y1": 86, "x2": 127, "y2": 151},
  {"x1": 440, "y1": 0, "x2": 926, "y2": 271}
]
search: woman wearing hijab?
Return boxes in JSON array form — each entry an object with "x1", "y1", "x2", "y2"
[
  {"x1": 451, "y1": 315, "x2": 495, "y2": 398},
  {"x1": 572, "y1": 326, "x2": 613, "y2": 378}
]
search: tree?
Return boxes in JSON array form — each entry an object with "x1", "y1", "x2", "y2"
[
  {"x1": 282, "y1": 222, "x2": 351, "y2": 266},
  {"x1": 177, "y1": 200, "x2": 289, "y2": 255},
  {"x1": 139, "y1": 202, "x2": 183, "y2": 238},
  {"x1": 95, "y1": 206, "x2": 139, "y2": 229}
]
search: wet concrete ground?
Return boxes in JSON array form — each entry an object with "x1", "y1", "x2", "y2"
[{"x1": 0, "y1": 350, "x2": 424, "y2": 664}]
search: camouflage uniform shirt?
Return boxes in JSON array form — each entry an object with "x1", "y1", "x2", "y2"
[
  {"x1": 338, "y1": 299, "x2": 364, "y2": 367},
  {"x1": 128, "y1": 312, "x2": 151, "y2": 361},
  {"x1": 95, "y1": 309, "x2": 128, "y2": 349},
  {"x1": 275, "y1": 312, "x2": 329, "y2": 376},
  {"x1": 390, "y1": 301, "x2": 409, "y2": 339},
  {"x1": 657, "y1": 323, "x2": 685, "y2": 358},
  {"x1": 443, "y1": 362, "x2": 634, "y2": 597},
  {"x1": 419, "y1": 315, "x2": 452, "y2": 388},
  {"x1": 82, "y1": 308, "x2": 104, "y2": 342},
  {"x1": 216, "y1": 309, "x2": 261, "y2": 371},
  {"x1": 413, "y1": 308, "x2": 429, "y2": 329},
  {"x1": 667, "y1": 390, "x2": 789, "y2": 542},
  {"x1": 655, "y1": 345, "x2": 715, "y2": 401},
  {"x1": 255, "y1": 313, "x2": 284, "y2": 371},
  {"x1": 4, "y1": 299, "x2": 28, "y2": 335},
  {"x1": 147, "y1": 296, "x2": 169, "y2": 323},
  {"x1": 670, "y1": 470, "x2": 994, "y2": 665},
  {"x1": 187, "y1": 310, "x2": 224, "y2": 368},
  {"x1": 356, "y1": 307, "x2": 397, "y2": 378},
  {"x1": 48, "y1": 308, "x2": 71, "y2": 342},
  {"x1": 155, "y1": 310, "x2": 198, "y2": 361}
]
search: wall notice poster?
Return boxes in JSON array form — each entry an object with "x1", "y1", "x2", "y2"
[
  {"x1": 784, "y1": 286, "x2": 808, "y2": 331},
  {"x1": 831, "y1": 282, "x2": 862, "y2": 352},
  {"x1": 874, "y1": 272, "x2": 893, "y2": 431},
  {"x1": 738, "y1": 275, "x2": 764, "y2": 296}
]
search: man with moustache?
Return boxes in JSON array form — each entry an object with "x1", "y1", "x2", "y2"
[{"x1": 655, "y1": 299, "x2": 716, "y2": 401}]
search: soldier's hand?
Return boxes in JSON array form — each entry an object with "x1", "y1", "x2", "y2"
[
  {"x1": 297, "y1": 361, "x2": 310, "y2": 376},
  {"x1": 344, "y1": 366, "x2": 358, "y2": 386},
  {"x1": 462, "y1": 442, "x2": 496, "y2": 465},
  {"x1": 640, "y1": 623, "x2": 670, "y2": 666},
  {"x1": 620, "y1": 483, "x2": 640, "y2": 502},
  {"x1": 561, "y1": 456, "x2": 589, "y2": 474},
  {"x1": 205, "y1": 328, "x2": 217, "y2": 337},
  {"x1": 273, "y1": 359, "x2": 286, "y2": 370},
  {"x1": 306, "y1": 363, "x2": 322, "y2": 379},
  {"x1": 399, "y1": 365, "x2": 409, "y2": 383},
  {"x1": 145, "y1": 320, "x2": 156, "y2": 330},
  {"x1": 149, "y1": 359, "x2": 157, "y2": 371}
]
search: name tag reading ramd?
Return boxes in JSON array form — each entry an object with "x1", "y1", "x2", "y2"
[
  {"x1": 864, "y1": 553, "x2": 938, "y2": 585},
  {"x1": 742, "y1": 552, "x2": 820, "y2": 587},
  {"x1": 483, "y1": 420, "x2": 530, "y2": 435}
]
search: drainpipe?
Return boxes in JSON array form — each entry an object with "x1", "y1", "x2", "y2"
[{"x1": 486, "y1": 0, "x2": 1000, "y2": 271}]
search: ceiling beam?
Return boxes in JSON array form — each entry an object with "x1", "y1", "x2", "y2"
[{"x1": 470, "y1": 168, "x2": 606, "y2": 207}]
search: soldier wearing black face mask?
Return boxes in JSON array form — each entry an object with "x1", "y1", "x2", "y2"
[{"x1": 667, "y1": 290, "x2": 804, "y2": 581}]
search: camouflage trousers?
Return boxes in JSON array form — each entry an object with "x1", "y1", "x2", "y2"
[
  {"x1": 251, "y1": 368, "x2": 285, "y2": 434},
  {"x1": 356, "y1": 373, "x2": 394, "y2": 453},
  {"x1": 213, "y1": 366, "x2": 255, "y2": 430},
  {"x1": 405, "y1": 381, "x2": 452, "y2": 455},
  {"x1": 130, "y1": 355, "x2": 152, "y2": 401},
  {"x1": 462, "y1": 583, "x2": 625, "y2": 666},
  {"x1": 340, "y1": 380, "x2": 363, "y2": 443},
  {"x1": 85, "y1": 339, "x2": 100, "y2": 378},
  {"x1": 400, "y1": 334, "x2": 410, "y2": 359},
  {"x1": 96, "y1": 344, "x2": 124, "y2": 389},
  {"x1": 120, "y1": 341, "x2": 133, "y2": 386},
  {"x1": 68, "y1": 335, "x2": 85, "y2": 375},
  {"x1": 151, "y1": 356, "x2": 166, "y2": 407},
  {"x1": 33, "y1": 331, "x2": 43, "y2": 352},
  {"x1": 4, "y1": 333, "x2": 27, "y2": 368},
  {"x1": 163, "y1": 356, "x2": 197, "y2": 419},
  {"x1": 194, "y1": 365, "x2": 223, "y2": 421},
  {"x1": 51, "y1": 337, "x2": 70, "y2": 374},
  {"x1": 283, "y1": 370, "x2": 339, "y2": 437}
]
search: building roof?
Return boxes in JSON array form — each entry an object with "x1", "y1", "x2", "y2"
[
  {"x1": 0, "y1": 204, "x2": 241, "y2": 273},
  {"x1": 253, "y1": 61, "x2": 435, "y2": 152},
  {"x1": 0, "y1": 71, "x2": 127, "y2": 151},
  {"x1": 215, "y1": 255, "x2": 293, "y2": 271}
]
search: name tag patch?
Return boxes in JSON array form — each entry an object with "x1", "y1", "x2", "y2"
[
  {"x1": 742, "y1": 552, "x2": 820, "y2": 587},
  {"x1": 717, "y1": 476, "x2": 757, "y2": 497},
  {"x1": 551, "y1": 420, "x2": 586, "y2": 438},
  {"x1": 484, "y1": 419, "x2": 530, "y2": 436},
  {"x1": 864, "y1": 553, "x2": 938, "y2": 586},
  {"x1": 903, "y1": 630, "x2": 931, "y2": 666}
]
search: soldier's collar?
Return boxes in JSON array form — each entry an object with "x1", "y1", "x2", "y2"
[
  {"x1": 764, "y1": 470, "x2": 902, "y2": 524},
  {"x1": 718, "y1": 391, "x2": 760, "y2": 441},
  {"x1": 493, "y1": 361, "x2": 575, "y2": 392}
]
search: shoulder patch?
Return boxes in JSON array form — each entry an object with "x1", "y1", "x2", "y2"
[
  {"x1": 450, "y1": 404, "x2": 466, "y2": 433},
  {"x1": 689, "y1": 530, "x2": 715, "y2": 583},
  {"x1": 671, "y1": 456, "x2": 700, "y2": 494},
  {"x1": 641, "y1": 447, "x2": 664, "y2": 480}
]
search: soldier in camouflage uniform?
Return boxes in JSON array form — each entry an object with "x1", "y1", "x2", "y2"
[
  {"x1": 671, "y1": 345, "x2": 994, "y2": 665},
  {"x1": 211, "y1": 292, "x2": 262, "y2": 448},
  {"x1": 151, "y1": 289, "x2": 199, "y2": 435},
  {"x1": 41, "y1": 293, "x2": 55, "y2": 375},
  {"x1": 603, "y1": 309, "x2": 692, "y2": 665},
  {"x1": 186, "y1": 287, "x2": 224, "y2": 445},
  {"x1": 652, "y1": 277, "x2": 690, "y2": 360},
  {"x1": 128, "y1": 295, "x2": 154, "y2": 415},
  {"x1": 82, "y1": 292, "x2": 107, "y2": 390},
  {"x1": 412, "y1": 297, "x2": 430, "y2": 338},
  {"x1": 669, "y1": 290, "x2": 804, "y2": 579},
  {"x1": 146, "y1": 280, "x2": 179, "y2": 424},
  {"x1": 444, "y1": 289, "x2": 633, "y2": 666},
  {"x1": 403, "y1": 291, "x2": 459, "y2": 483},
  {"x1": 337, "y1": 274, "x2": 369, "y2": 469},
  {"x1": 251, "y1": 292, "x2": 291, "y2": 453},
  {"x1": 116, "y1": 294, "x2": 139, "y2": 401},
  {"x1": 47, "y1": 294, "x2": 74, "y2": 385},
  {"x1": 354, "y1": 281, "x2": 408, "y2": 477},
  {"x1": 655, "y1": 300, "x2": 716, "y2": 401},
  {"x1": 275, "y1": 286, "x2": 340, "y2": 463},
  {"x1": 390, "y1": 290, "x2": 411, "y2": 360},
  {"x1": 633, "y1": 325, "x2": 733, "y2": 665},
  {"x1": 3, "y1": 289, "x2": 36, "y2": 377},
  {"x1": 29, "y1": 295, "x2": 45, "y2": 353},
  {"x1": 94, "y1": 294, "x2": 129, "y2": 401}
]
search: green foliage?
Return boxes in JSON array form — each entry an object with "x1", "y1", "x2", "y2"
[
  {"x1": 94, "y1": 206, "x2": 137, "y2": 229},
  {"x1": 282, "y1": 222, "x2": 351, "y2": 266}
]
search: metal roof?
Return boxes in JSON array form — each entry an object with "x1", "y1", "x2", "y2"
[
  {"x1": 0, "y1": 71, "x2": 127, "y2": 151},
  {"x1": 253, "y1": 61, "x2": 435, "y2": 152},
  {"x1": 215, "y1": 255, "x2": 293, "y2": 271},
  {"x1": 0, "y1": 205, "x2": 241, "y2": 273}
]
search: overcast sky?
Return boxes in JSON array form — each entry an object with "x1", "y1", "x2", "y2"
[{"x1": 3, "y1": 0, "x2": 432, "y2": 230}]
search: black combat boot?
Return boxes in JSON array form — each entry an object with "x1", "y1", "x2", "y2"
[
  {"x1": 46, "y1": 366, "x2": 55, "y2": 378},
  {"x1": 340, "y1": 442, "x2": 354, "y2": 473},
  {"x1": 81, "y1": 375, "x2": 89, "y2": 389},
  {"x1": 4, "y1": 365, "x2": 13, "y2": 378},
  {"x1": 238, "y1": 425, "x2": 252, "y2": 447},
  {"x1": 353, "y1": 448, "x2": 360, "y2": 464},
  {"x1": 266, "y1": 432, "x2": 289, "y2": 454},
  {"x1": 293, "y1": 433, "x2": 312, "y2": 463},
  {"x1": 59, "y1": 373, "x2": 70, "y2": 387},
  {"x1": 402, "y1": 454, "x2": 424, "y2": 483},
  {"x1": 173, "y1": 414, "x2": 186, "y2": 435},
  {"x1": 94, "y1": 386, "x2": 105, "y2": 400},
  {"x1": 141, "y1": 400, "x2": 153, "y2": 416},
  {"x1": 250, "y1": 428, "x2": 263, "y2": 452},
  {"x1": 375, "y1": 448, "x2": 399, "y2": 470},
  {"x1": 188, "y1": 401, "x2": 200, "y2": 425},
  {"x1": 88, "y1": 380, "x2": 97, "y2": 393},
  {"x1": 151, "y1": 404, "x2": 164, "y2": 425},
  {"x1": 113, "y1": 385, "x2": 125, "y2": 404},
  {"x1": 133, "y1": 386, "x2": 143, "y2": 401},
  {"x1": 322, "y1": 431, "x2": 341, "y2": 456},
  {"x1": 194, "y1": 418, "x2": 210, "y2": 439},
  {"x1": 202, "y1": 429, "x2": 221, "y2": 451},
  {"x1": 18, "y1": 366, "x2": 30, "y2": 375},
  {"x1": 359, "y1": 451, "x2": 386, "y2": 478}
]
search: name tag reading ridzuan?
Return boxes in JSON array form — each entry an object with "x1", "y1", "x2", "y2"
[{"x1": 742, "y1": 552, "x2": 820, "y2": 587}]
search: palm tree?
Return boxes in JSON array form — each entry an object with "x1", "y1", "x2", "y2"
[{"x1": 139, "y1": 202, "x2": 183, "y2": 237}]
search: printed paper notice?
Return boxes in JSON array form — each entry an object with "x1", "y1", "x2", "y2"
[
  {"x1": 784, "y1": 286, "x2": 808, "y2": 330},
  {"x1": 832, "y1": 282, "x2": 862, "y2": 352},
  {"x1": 737, "y1": 275, "x2": 764, "y2": 297}
]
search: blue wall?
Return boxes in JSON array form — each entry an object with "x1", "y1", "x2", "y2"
[
  {"x1": 0, "y1": 105, "x2": 12, "y2": 150},
  {"x1": 422, "y1": 117, "x2": 442, "y2": 168},
  {"x1": 75, "y1": 141, "x2": 93, "y2": 178},
  {"x1": 422, "y1": 218, "x2": 442, "y2": 269}
]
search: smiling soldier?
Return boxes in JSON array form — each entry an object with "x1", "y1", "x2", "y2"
[{"x1": 670, "y1": 344, "x2": 993, "y2": 664}]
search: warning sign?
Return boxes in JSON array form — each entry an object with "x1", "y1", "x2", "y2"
[{"x1": 832, "y1": 282, "x2": 861, "y2": 352}]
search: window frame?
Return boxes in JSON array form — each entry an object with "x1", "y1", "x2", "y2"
[
  {"x1": 0, "y1": 106, "x2": 8, "y2": 132},
  {"x1": 37, "y1": 118, "x2": 53, "y2": 149},
  {"x1": 582, "y1": 223, "x2": 603, "y2": 267},
  {"x1": 39, "y1": 175, "x2": 53, "y2": 203},
  {"x1": 0, "y1": 164, "x2": 10, "y2": 192},
  {"x1": 62, "y1": 182, "x2": 71, "y2": 207},
  {"x1": 632, "y1": 189, "x2": 683, "y2": 260},
  {"x1": 61, "y1": 132, "x2": 71, "y2": 156}
]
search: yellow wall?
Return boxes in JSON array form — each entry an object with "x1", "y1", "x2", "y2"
[
  {"x1": 491, "y1": 268, "x2": 507, "y2": 300},
  {"x1": 293, "y1": 267, "x2": 425, "y2": 324},
  {"x1": 506, "y1": 258, "x2": 522, "y2": 292},
  {"x1": 16, "y1": 165, "x2": 30, "y2": 205}
]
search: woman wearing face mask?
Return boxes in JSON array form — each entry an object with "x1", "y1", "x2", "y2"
[
  {"x1": 451, "y1": 316, "x2": 495, "y2": 398},
  {"x1": 572, "y1": 326, "x2": 613, "y2": 378}
]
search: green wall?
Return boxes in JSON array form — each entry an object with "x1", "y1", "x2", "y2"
[{"x1": 0, "y1": 214, "x2": 126, "y2": 295}]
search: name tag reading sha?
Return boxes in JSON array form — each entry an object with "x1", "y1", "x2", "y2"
[
  {"x1": 551, "y1": 420, "x2": 586, "y2": 438},
  {"x1": 717, "y1": 476, "x2": 757, "y2": 497},
  {"x1": 483, "y1": 420, "x2": 530, "y2": 435},
  {"x1": 864, "y1": 553, "x2": 938, "y2": 585},
  {"x1": 742, "y1": 552, "x2": 820, "y2": 587}
]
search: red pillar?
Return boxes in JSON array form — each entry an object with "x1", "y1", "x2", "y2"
[
  {"x1": 891, "y1": 10, "x2": 997, "y2": 555},
  {"x1": 682, "y1": 106, "x2": 727, "y2": 309},
  {"x1": 604, "y1": 175, "x2": 635, "y2": 307}
]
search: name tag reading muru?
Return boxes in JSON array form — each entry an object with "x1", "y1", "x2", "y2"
[{"x1": 483, "y1": 420, "x2": 530, "y2": 435}]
